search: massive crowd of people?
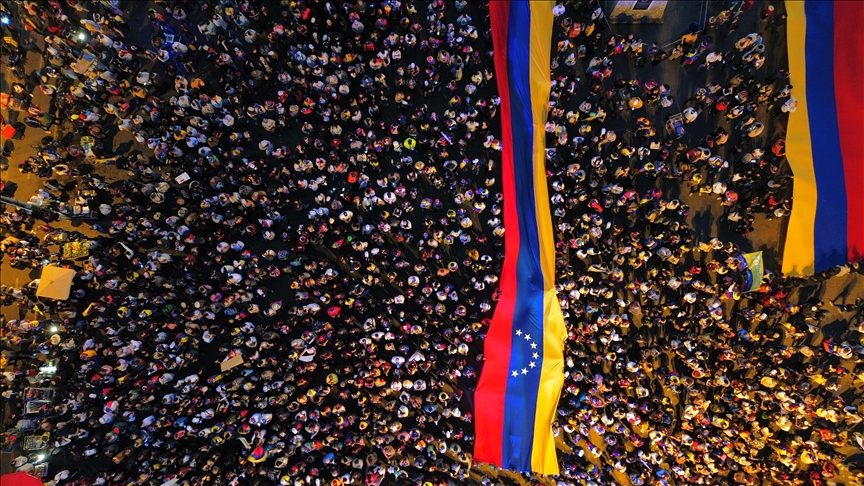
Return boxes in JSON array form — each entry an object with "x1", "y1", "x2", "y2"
[{"x1": 2, "y1": 0, "x2": 864, "y2": 485}]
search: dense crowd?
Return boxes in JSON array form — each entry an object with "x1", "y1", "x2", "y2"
[{"x1": 2, "y1": 0, "x2": 864, "y2": 485}]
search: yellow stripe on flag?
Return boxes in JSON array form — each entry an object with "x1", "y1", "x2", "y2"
[
  {"x1": 782, "y1": 0, "x2": 817, "y2": 276},
  {"x1": 527, "y1": 1, "x2": 566, "y2": 475}
]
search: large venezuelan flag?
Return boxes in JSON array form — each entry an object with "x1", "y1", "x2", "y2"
[
  {"x1": 782, "y1": 0, "x2": 864, "y2": 276},
  {"x1": 474, "y1": 0, "x2": 566, "y2": 475}
]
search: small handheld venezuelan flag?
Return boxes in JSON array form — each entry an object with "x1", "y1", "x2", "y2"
[{"x1": 473, "y1": 0, "x2": 566, "y2": 475}]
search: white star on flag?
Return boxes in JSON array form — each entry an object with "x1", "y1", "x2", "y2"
[{"x1": 510, "y1": 328, "x2": 540, "y2": 379}]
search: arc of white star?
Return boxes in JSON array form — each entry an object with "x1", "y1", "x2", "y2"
[
  {"x1": 532, "y1": 352, "x2": 539, "y2": 359},
  {"x1": 529, "y1": 362, "x2": 536, "y2": 368},
  {"x1": 530, "y1": 342, "x2": 537, "y2": 349},
  {"x1": 521, "y1": 368, "x2": 528, "y2": 375},
  {"x1": 524, "y1": 334, "x2": 531, "y2": 341},
  {"x1": 515, "y1": 329, "x2": 522, "y2": 336},
  {"x1": 512, "y1": 370, "x2": 519, "y2": 377}
]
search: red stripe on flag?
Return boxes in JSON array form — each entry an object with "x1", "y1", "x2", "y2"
[
  {"x1": 834, "y1": 2, "x2": 864, "y2": 262},
  {"x1": 473, "y1": 0, "x2": 517, "y2": 468}
]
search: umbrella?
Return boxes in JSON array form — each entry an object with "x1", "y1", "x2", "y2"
[
  {"x1": 1, "y1": 472, "x2": 43, "y2": 486},
  {"x1": 36, "y1": 265, "x2": 76, "y2": 300}
]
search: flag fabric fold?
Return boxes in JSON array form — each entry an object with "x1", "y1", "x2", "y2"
[
  {"x1": 474, "y1": 0, "x2": 566, "y2": 475},
  {"x1": 782, "y1": 0, "x2": 864, "y2": 275}
]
